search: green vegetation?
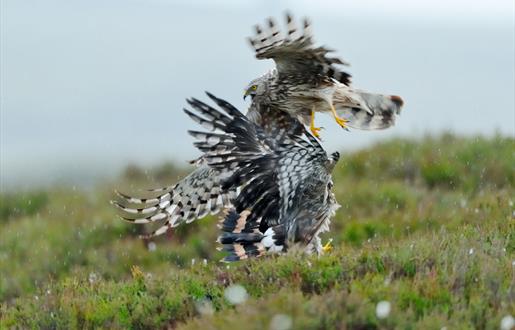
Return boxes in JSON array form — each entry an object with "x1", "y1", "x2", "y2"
[{"x1": 1, "y1": 134, "x2": 513, "y2": 329}]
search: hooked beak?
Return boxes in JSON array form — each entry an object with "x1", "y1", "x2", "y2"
[{"x1": 243, "y1": 90, "x2": 249, "y2": 100}]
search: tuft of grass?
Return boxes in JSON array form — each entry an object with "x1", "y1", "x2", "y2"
[
  {"x1": 0, "y1": 191, "x2": 48, "y2": 222},
  {"x1": 0, "y1": 134, "x2": 514, "y2": 329}
]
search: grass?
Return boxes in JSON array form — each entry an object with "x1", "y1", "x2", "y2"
[{"x1": 0, "y1": 134, "x2": 514, "y2": 329}]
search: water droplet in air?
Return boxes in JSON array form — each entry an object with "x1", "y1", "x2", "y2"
[
  {"x1": 195, "y1": 298, "x2": 214, "y2": 316},
  {"x1": 376, "y1": 301, "x2": 391, "y2": 319},
  {"x1": 224, "y1": 284, "x2": 248, "y2": 305},
  {"x1": 500, "y1": 315, "x2": 514, "y2": 330},
  {"x1": 269, "y1": 314, "x2": 293, "y2": 330}
]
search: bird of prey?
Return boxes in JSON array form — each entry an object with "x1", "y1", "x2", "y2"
[
  {"x1": 113, "y1": 93, "x2": 339, "y2": 260},
  {"x1": 112, "y1": 12, "x2": 402, "y2": 244},
  {"x1": 111, "y1": 96, "x2": 310, "y2": 238},
  {"x1": 187, "y1": 93, "x2": 340, "y2": 261},
  {"x1": 244, "y1": 13, "x2": 404, "y2": 138}
]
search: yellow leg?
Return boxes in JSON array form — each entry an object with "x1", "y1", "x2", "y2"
[
  {"x1": 322, "y1": 238, "x2": 333, "y2": 253},
  {"x1": 310, "y1": 108, "x2": 322, "y2": 139},
  {"x1": 329, "y1": 103, "x2": 349, "y2": 129}
]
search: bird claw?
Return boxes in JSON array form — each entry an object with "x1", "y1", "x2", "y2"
[
  {"x1": 334, "y1": 116, "x2": 349, "y2": 130},
  {"x1": 310, "y1": 126, "x2": 323, "y2": 139},
  {"x1": 322, "y1": 238, "x2": 333, "y2": 253}
]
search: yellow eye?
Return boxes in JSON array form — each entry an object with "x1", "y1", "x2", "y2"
[{"x1": 251, "y1": 85, "x2": 257, "y2": 91}]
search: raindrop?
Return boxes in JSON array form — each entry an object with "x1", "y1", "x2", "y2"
[
  {"x1": 500, "y1": 315, "x2": 514, "y2": 330},
  {"x1": 147, "y1": 242, "x2": 157, "y2": 252},
  {"x1": 269, "y1": 314, "x2": 293, "y2": 330},
  {"x1": 224, "y1": 284, "x2": 248, "y2": 305},
  {"x1": 375, "y1": 301, "x2": 391, "y2": 319},
  {"x1": 195, "y1": 299, "x2": 214, "y2": 316}
]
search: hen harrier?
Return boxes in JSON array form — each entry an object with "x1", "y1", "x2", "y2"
[{"x1": 244, "y1": 13, "x2": 404, "y2": 138}]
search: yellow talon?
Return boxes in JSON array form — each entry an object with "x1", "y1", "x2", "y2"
[
  {"x1": 322, "y1": 238, "x2": 333, "y2": 253},
  {"x1": 329, "y1": 103, "x2": 349, "y2": 129},
  {"x1": 310, "y1": 108, "x2": 322, "y2": 139}
]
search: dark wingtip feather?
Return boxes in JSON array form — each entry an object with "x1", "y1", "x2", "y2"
[{"x1": 285, "y1": 11, "x2": 293, "y2": 23}]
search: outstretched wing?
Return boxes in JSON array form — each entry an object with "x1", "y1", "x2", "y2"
[
  {"x1": 112, "y1": 165, "x2": 235, "y2": 238},
  {"x1": 248, "y1": 13, "x2": 351, "y2": 86},
  {"x1": 186, "y1": 92, "x2": 330, "y2": 232}
]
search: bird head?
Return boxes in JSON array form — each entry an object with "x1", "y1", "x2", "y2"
[
  {"x1": 243, "y1": 79, "x2": 264, "y2": 100},
  {"x1": 243, "y1": 82, "x2": 259, "y2": 100},
  {"x1": 243, "y1": 71, "x2": 273, "y2": 100}
]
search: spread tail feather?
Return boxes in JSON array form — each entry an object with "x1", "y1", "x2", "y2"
[
  {"x1": 334, "y1": 88, "x2": 404, "y2": 130},
  {"x1": 217, "y1": 209, "x2": 286, "y2": 262},
  {"x1": 112, "y1": 165, "x2": 234, "y2": 238}
]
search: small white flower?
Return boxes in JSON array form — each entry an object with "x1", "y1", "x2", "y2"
[
  {"x1": 376, "y1": 300, "x2": 391, "y2": 319},
  {"x1": 469, "y1": 248, "x2": 474, "y2": 255},
  {"x1": 88, "y1": 272, "x2": 98, "y2": 284},
  {"x1": 269, "y1": 314, "x2": 293, "y2": 330},
  {"x1": 224, "y1": 284, "x2": 248, "y2": 305},
  {"x1": 500, "y1": 315, "x2": 514, "y2": 330}
]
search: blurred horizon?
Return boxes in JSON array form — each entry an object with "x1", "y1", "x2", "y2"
[{"x1": 1, "y1": 0, "x2": 514, "y2": 190}]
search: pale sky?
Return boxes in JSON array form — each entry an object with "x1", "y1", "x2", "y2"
[{"x1": 1, "y1": 0, "x2": 514, "y2": 188}]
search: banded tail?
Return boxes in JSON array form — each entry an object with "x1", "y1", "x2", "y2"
[
  {"x1": 218, "y1": 210, "x2": 286, "y2": 262},
  {"x1": 112, "y1": 165, "x2": 235, "y2": 238},
  {"x1": 334, "y1": 88, "x2": 404, "y2": 130}
]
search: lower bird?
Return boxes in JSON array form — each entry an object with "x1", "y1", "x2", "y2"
[{"x1": 188, "y1": 93, "x2": 340, "y2": 261}]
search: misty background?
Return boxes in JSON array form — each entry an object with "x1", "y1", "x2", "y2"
[{"x1": 1, "y1": 0, "x2": 514, "y2": 189}]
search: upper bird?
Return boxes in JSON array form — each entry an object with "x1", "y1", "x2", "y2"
[{"x1": 244, "y1": 13, "x2": 404, "y2": 139}]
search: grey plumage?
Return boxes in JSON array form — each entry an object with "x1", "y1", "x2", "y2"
[
  {"x1": 187, "y1": 93, "x2": 340, "y2": 261},
  {"x1": 112, "y1": 165, "x2": 235, "y2": 237},
  {"x1": 112, "y1": 13, "x2": 403, "y2": 258}
]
